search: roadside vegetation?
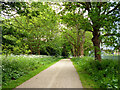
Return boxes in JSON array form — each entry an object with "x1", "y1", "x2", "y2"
[
  {"x1": 71, "y1": 56, "x2": 119, "y2": 88},
  {"x1": 1, "y1": 2, "x2": 119, "y2": 89},
  {"x1": 2, "y1": 55, "x2": 62, "y2": 89}
]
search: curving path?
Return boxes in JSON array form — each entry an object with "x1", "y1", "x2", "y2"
[{"x1": 16, "y1": 59, "x2": 83, "y2": 88}]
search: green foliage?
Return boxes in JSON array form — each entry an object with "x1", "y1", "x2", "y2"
[
  {"x1": 61, "y1": 13, "x2": 93, "y2": 56},
  {"x1": 2, "y1": 18, "x2": 30, "y2": 55},
  {"x1": 72, "y1": 57, "x2": 118, "y2": 88},
  {"x1": 1, "y1": 2, "x2": 119, "y2": 59},
  {"x1": 61, "y1": 2, "x2": 119, "y2": 60},
  {"x1": 84, "y1": 31, "x2": 93, "y2": 56},
  {"x1": 2, "y1": 55, "x2": 61, "y2": 86},
  {"x1": 62, "y1": 12, "x2": 91, "y2": 31},
  {"x1": 1, "y1": 2, "x2": 63, "y2": 56}
]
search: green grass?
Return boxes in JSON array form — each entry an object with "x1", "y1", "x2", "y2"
[
  {"x1": 71, "y1": 57, "x2": 99, "y2": 88},
  {"x1": 71, "y1": 56, "x2": 118, "y2": 88},
  {"x1": 2, "y1": 55, "x2": 62, "y2": 89}
]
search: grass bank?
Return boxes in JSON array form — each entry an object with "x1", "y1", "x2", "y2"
[
  {"x1": 2, "y1": 55, "x2": 62, "y2": 89},
  {"x1": 71, "y1": 56, "x2": 118, "y2": 88}
]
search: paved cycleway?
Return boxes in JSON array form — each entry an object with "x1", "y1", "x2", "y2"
[{"x1": 16, "y1": 59, "x2": 83, "y2": 88}]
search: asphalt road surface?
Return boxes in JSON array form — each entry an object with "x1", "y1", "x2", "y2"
[{"x1": 16, "y1": 59, "x2": 83, "y2": 88}]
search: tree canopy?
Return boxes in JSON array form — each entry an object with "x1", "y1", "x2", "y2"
[
  {"x1": 1, "y1": 2, "x2": 119, "y2": 60},
  {"x1": 59, "y1": 2, "x2": 120, "y2": 61}
]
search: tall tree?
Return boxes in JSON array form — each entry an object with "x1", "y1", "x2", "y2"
[
  {"x1": 60, "y1": 2, "x2": 120, "y2": 61},
  {"x1": 61, "y1": 12, "x2": 92, "y2": 57},
  {"x1": 1, "y1": 2, "x2": 62, "y2": 56}
]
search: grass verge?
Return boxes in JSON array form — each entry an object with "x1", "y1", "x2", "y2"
[
  {"x1": 71, "y1": 58, "x2": 99, "y2": 88},
  {"x1": 2, "y1": 55, "x2": 62, "y2": 89},
  {"x1": 71, "y1": 56, "x2": 118, "y2": 88}
]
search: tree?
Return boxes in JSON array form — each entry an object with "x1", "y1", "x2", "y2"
[
  {"x1": 1, "y1": 2, "x2": 63, "y2": 56},
  {"x1": 61, "y1": 11, "x2": 92, "y2": 57},
  {"x1": 60, "y1": 2, "x2": 120, "y2": 61},
  {"x1": 2, "y1": 18, "x2": 30, "y2": 55}
]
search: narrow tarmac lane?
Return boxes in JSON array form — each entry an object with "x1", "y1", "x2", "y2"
[{"x1": 16, "y1": 59, "x2": 83, "y2": 88}]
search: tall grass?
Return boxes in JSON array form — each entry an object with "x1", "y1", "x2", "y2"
[
  {"x1": 71, "y1": 56, "x2": 118, "y2": 88},
  {"x1": 2, "y1": 55, "x2": 61, "y2": 86}
]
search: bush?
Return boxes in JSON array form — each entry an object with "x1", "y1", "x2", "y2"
[{"x1": 72, "y1": 56, "x2": 118, "y2": 88}]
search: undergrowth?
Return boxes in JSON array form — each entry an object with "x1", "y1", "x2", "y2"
[
  {"x1": 2, "y1": 55, "x2": 61, "y2": 86},
  {"x1": 71, "y1": 56, "x2": 118, "y2": 88}
]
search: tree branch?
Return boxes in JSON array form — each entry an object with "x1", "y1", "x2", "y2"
[
  {"x1": 84, "y1": 46, "x2": 93, "y2": 50},
  {"x1": 78, "y1": 2, "x2": 86, "y2": 6},
  {"x1": 7, "y1": 23, "x2": 25, "y2": 30},
  {"x1": 85, "y1": 2, "x2": 90, "y2": 12},
  {"x1": 106, "y1": 3, "x2": 120, "y2": 15},
  {"x1": 65, "y1": 35, "x2": 76, "y2": 48},
  {"x1": 103, "y1": 33, "x2": 116, "y2": 36},
  {"x1": 86, "y1": 29, "x2": 93, "y2": 32},
  {"x1": 101, "y1": 8, "x2": 107, "y2": 15},
  {"x1": 82, "y1": 30, "x2": 86, "y2": 43},
  {"x1": 64, "y1": 31, "x2": 77, "y2": 45},
  {"x1": 12, "y1": 15, "x2": 28, "y2": 30}
]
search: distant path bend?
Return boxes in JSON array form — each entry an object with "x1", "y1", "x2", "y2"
[{"x1": 16, "y1": 59, "x2": 83, "y2": 88}]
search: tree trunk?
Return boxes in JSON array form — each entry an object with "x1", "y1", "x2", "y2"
[
  {"x1": 38, "y1": 46, "x2": 40, "y2": 55},
  {"x1": 38, "y1": 50, "x2": 40, "y2": 55},
  {"x1": 72, "y1": 45, "x2": 76, "y2": 57},
  {"x1": 77, "y1": 29, "x2": 81, "y2": 57},
  {"x1": 38, "y1": 44, "x2": 40, "y2": 55},
  {"x1": 80, "y1": 31, "x2": 85, "y2": 57},
  {"x1": 92, "y1": 29, "x2": 101, "y2": 61},
  {"x1": 80, "y1": 43, "x2": 84, "y2": 57},
  {"x1": 30, "y1": 51, "x2": 32, "y2": 54},
  {"x1": 37, "y1": 40, "x2": 40, "y2": 55},
  {"x1": 30, "y1": 46, "x2": 33, "y2": 54},
  {"x1": 77, "y1": 46, "x2": 80, "y2": 56}
]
